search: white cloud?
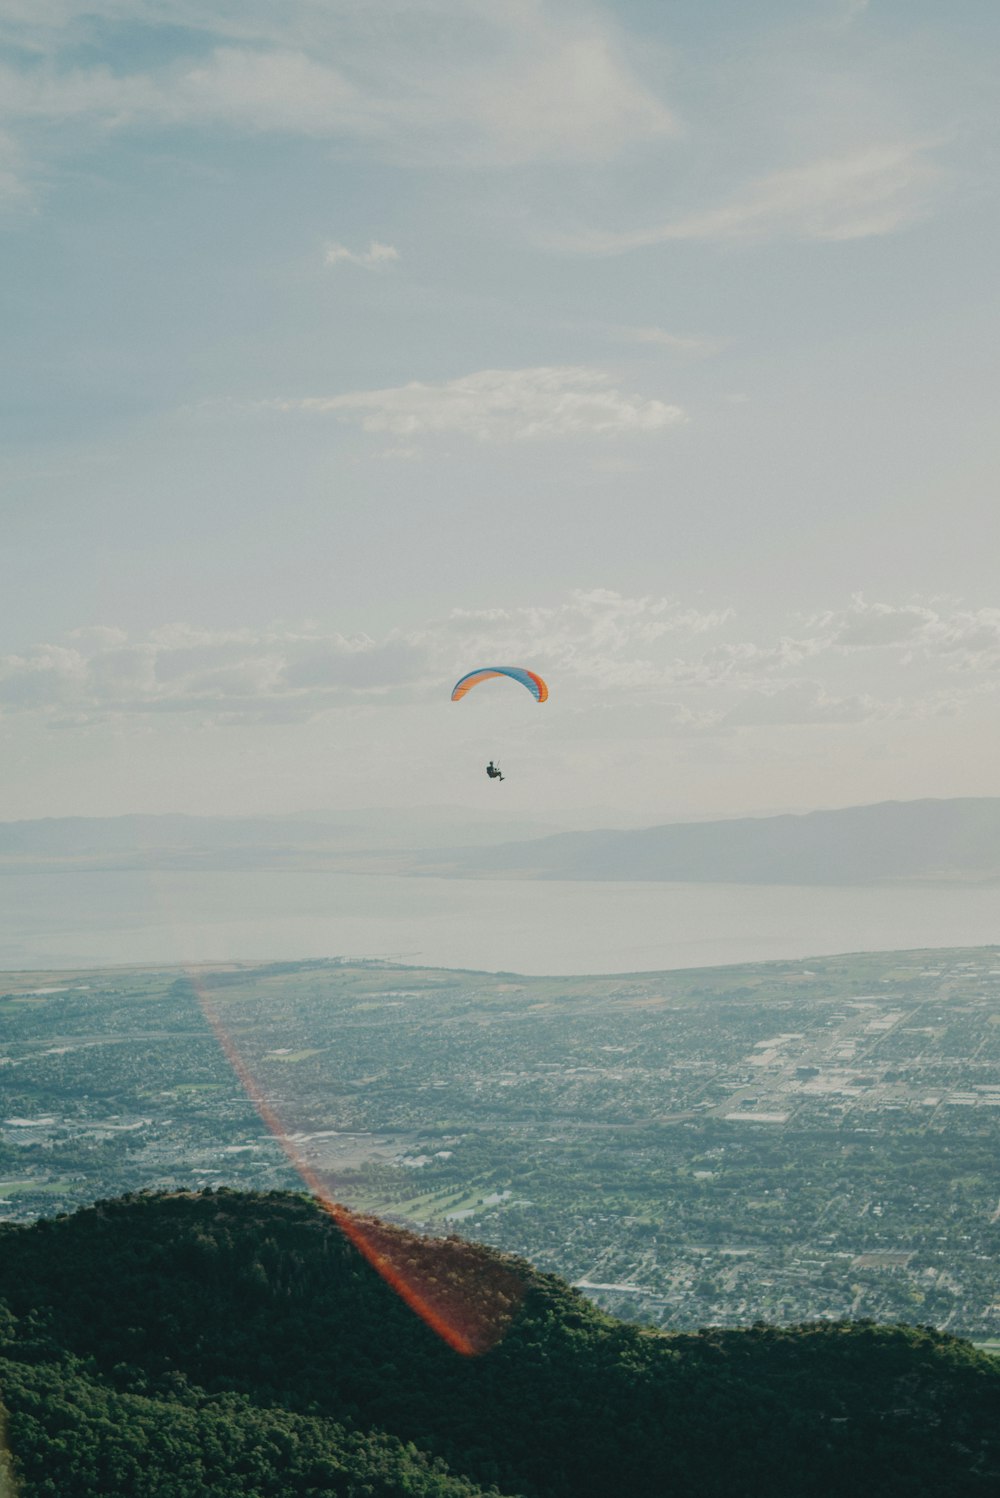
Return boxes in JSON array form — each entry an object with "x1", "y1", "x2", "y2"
[
  {"x1": 324, "y1": 240, "x2": 399, "y2": 269},
  {"x1": 0, "y1": 645, "x2": 88, "y2": 709},
  {"x1": 451, "y1": 22, "x2": 676, "y2": 164},
  {"x1": 720, "y1": 682, "x2": 888, "y2": 728},
  {"x1": 831, "y1": 597, "x2": 938, "y2": 650},
  {"x1": 0, "y1": 3, "x2": 675, "y2": 167},
  {"x1": 563, "y1": 142, "x2": 939, "y2": 253},
  {"x1": 10, "y1": 593, "x2": 1000, "y2": 734},
  {"x1": 617, "y1": 326, "x2": 725, "y2": 356},
  {"x1": 0, "y1": 594, "x2": 727, "y2": 725},
  {"x1": 920, "y1": 610, "x2": 1000, "y2": 673},
  {"x1": 0, "y1": 51, "x2": 379, "y2": 136},
  {"x1": 754, "y1": 598, "x2": 1000, "y2": 704},
  {"x1": 671, "y1": 637, "x2": 825, "y2": 688},
  {"x1": 270, "y1": 367, "x2": 688, "y2": 442},
  {"x1": 432, "y1": 590, "x2": 731, "y2": 695},
  {"x1": 0, "y1": 627, "x2": 429, "y2": 724},
  {"x1": 816, "y1": 598, "x2": 1000, "y2": 671}
]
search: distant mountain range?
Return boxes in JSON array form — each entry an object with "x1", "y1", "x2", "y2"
[
  {"x1": 0, "y1": 807, "x2": 563, "y2": 868},
  {"x1": 413, "y1": 796, "x2": 1000, "y2": 884},
  {"x1": 3, "y1": 797, "x2": 1000, "y2": 884}
]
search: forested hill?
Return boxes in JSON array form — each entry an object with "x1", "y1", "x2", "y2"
[{"x1": 1, "y1": 1192, "x2": 998, "y2": 1497}]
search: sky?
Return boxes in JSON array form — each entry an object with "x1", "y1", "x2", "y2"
[{"x1": 2, "y1": 0, "x2": 999, "y2": 824}]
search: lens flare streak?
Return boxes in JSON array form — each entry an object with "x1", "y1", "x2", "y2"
[{"x1": 191, "y1": 973, "x2": 524, "y2": 1357}]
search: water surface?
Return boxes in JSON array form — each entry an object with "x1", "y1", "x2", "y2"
[{"x1": 2, "y1": 870, "x2": 998, "y2": 974}]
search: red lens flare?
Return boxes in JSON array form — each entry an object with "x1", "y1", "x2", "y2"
[{"x1": 192, "y1": 972, "x2": 525, "y2": 1357}]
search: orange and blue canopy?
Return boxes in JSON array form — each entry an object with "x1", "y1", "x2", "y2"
[{"x1": 451, "y1": 666, "x2": 548, "y2": 703}]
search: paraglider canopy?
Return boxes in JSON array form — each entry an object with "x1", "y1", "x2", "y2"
[{"x1": 451, "y1": 667, "x2": 548, "y2": 703}]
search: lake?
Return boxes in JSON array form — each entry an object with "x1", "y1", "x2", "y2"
[{"x1": 1, "y1": 869, "x2": 999, "y2": 974}]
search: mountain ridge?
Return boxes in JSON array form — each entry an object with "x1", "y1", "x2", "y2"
[
  {"x1": 1, "y1": 1190, "x2": 998, "y2": 1496},
  {"x1": 4, "y1": 797, "x2": 1000, "y2": 884},
  {"x1": 414, "y1": 796, "x2": 1000, "y2": 884}
]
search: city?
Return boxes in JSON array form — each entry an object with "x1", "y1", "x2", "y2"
[{"x1": 2, "y1": 948, "x2": 999, "y2": 1341}]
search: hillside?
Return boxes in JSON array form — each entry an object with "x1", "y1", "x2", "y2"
[
  {"x1": 1, "y1": 1191, "x2": 998, "y2": 1496},
  {"x1": 418, "y1": 797, "x2": 1000, "y2": 884}
]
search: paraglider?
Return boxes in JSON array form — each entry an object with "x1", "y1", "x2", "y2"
[
  {"x1": 451, "y1": 667, "x2": 547, "y2": 784},
  {"x1": 451, "y1": 666, "x2": 549, "y2": 703}
]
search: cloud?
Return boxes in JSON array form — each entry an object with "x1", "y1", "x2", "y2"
[
  {"x1": 617, "y1": 326, "x2": 725, "y2": 356},
  {"x1": 10, "y1": 592, "x2": 1000, "y2": 734},
  {"x1": 563, "y1": 142, "x2": 939, "y2": 254},
  {"x1": 281, "y1": 640, "x2": 423, "y2": 690},
  {"x1": 720, "y1": 682, "x2": 888, "y2": 728},
  {"x1": 816, "y1": 598, "x2": 1000, "y2": 670},
  {"x1": 269, "y1": 367, "x2": 689, "y2": 442},
  {"x1": 829, "y1": 597, "x2": 938, "y2": 650},
  {"x1": 324, "y1": 240, "x2": 399, "y2": 269},
  {"x1": 0, "y1": 627, "x2": 429, "y2": 724},
  {"x1": 671, "y1": 637, "x2": 826, "y2": 688},
  {"x1": 0, "y1": 594, "x2": 727, "y2": 726},
  {"x1": 0, "y1": 51, "x2": 379, "y2": 136},
  {"x1": 928, "y1": 610, "x2": 1000, "y2": 668},
  {"x1": 790, "y1": 596, "x2": 1000, "y2": 686},
  {"x1": 0, "y1": 3, "x2": 675, "y2": 168},
  {"x1": 453, "y1": 21, "x2": 676, "y2": 164},
  {"x1": 0, "y1": 645, "x2": 88, "y2": 709},
  {"x1": 431, "y1": 590, "x2": 731, "y2": 694}
]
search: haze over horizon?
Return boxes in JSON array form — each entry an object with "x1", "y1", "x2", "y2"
[{"x1": 3, "y1": 1, "x2": 999, "y2": 825}]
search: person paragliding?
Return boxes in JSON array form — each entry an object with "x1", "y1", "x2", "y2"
[{"x1": 451, "y1": 667, "x2": 548, "y2": 785}]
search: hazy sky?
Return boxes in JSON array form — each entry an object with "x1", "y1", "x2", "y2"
[{"x1": 3, "y1": 0, "x2": 999, "y2": 823}]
